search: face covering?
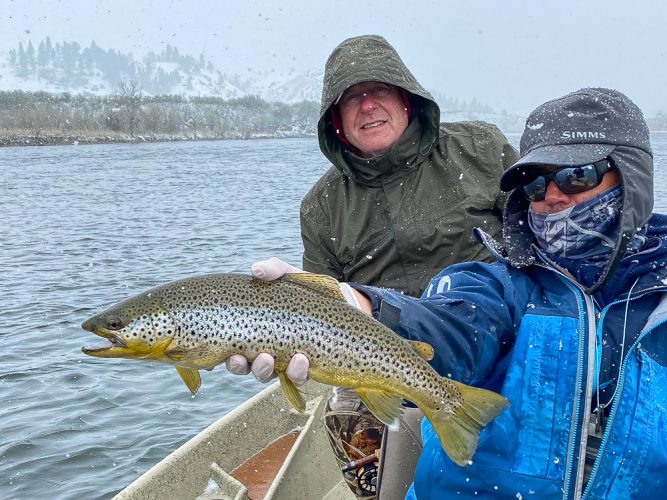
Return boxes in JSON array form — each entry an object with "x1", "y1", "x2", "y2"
[{"x1": 528, "y1": 185, "x2": 623, "y2": 263}]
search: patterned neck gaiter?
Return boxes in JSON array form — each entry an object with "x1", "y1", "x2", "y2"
[{"x1": 528, "y1": 185, "x2": 623, "y2": 263}]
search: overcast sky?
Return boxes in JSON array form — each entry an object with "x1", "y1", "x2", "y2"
[{"x1": 2, "y1": 0, "x2": 666, "y2": 116}]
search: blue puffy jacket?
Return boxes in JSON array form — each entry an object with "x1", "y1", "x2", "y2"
[{"x1": 358, "y1": 214, "x2": 667, "y2": 499}]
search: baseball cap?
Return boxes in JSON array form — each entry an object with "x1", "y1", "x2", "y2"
[{"x1": 500, "y1": 88, "x2": 651, "y2": 192}]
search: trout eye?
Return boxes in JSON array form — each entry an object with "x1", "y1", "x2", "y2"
[{"x1": 106, "y1": 318, "x2": 123, "y2": 330}]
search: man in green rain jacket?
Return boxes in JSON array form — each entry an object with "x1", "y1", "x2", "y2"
[
  {"x1": 234, "y1": 33, "x2": 519, "y2": 499},
  {"x1": 302, "y1": 34, "x2": 518, "y2": 298}
]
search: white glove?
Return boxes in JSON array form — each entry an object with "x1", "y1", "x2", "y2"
[
  {"x1": 251, "y1": 257, "x2": 304, "y2": 280},
  {"x1": 225, "y1": 352, "x2": 310, "y2": 386}
]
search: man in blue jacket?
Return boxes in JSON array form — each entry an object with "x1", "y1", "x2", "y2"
[{"x1": 230, "y1": 88, "x2": 667, "y2": 498}]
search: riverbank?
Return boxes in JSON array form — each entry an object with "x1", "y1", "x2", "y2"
[{"x1": 0, "y1": 130, "x2": 316, "y2": 147}]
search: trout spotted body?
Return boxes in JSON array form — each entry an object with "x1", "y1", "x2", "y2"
[{"x1": 82, "y1": 273, "x2": 508, "y2": 466}]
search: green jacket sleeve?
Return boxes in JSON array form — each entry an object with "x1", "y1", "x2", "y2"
[{"x1": 299, "y1": 190, "x2": 343, "y2": 280}]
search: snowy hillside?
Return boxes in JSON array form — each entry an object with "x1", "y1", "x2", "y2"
[
  {"x1": 0, "y1": 43, "x2": 248, "y2": 100},
  {"x1": 0, "y1": 39, "x2": 321, "y2": 103},
  {"x1": 232, "y1": 68, "x2": 323, "y2": 103}
]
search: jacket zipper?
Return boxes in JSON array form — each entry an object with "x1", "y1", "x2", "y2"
[
  {"x1": 581, "y1": 291, "x2": 667, "y2": 497},
  {"x1": 528, "y1": 263, "x2": 589, "y2": 500},
  {"x1": 561, "y1": 278, "x2": 597, "y2": 500}
]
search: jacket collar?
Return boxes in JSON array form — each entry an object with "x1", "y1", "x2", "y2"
[{"x1": 475, "y1": 217, "x2": 667, "y2": 304}]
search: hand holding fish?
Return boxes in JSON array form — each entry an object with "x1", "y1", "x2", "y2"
[
  {"x1": 226, "y1": 351, "x2": 310, "y2": 385},
  {"x1": 226, "y1": 257, "x2": 368, "y2": 384},
  {"x1": 250, "y1": 257, "x2": 303, "y2": 280},
  {"x1": 226, "y1": 257, "x2": 311, "y2": 383}
]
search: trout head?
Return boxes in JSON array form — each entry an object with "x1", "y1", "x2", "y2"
[{"x1": 81, "y1": 289, "x2": 180, "y2": 362}]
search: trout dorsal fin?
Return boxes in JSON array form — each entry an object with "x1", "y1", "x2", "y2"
[
  {"x1": 409, "y1": 340, "x2": 434, "y2": 360},
  {"x1": 175, "y1": 366, "x2": 201, "y2": 396},
  {"x1": 282, "y1": 273, "x2": 346, "y2": 301}
]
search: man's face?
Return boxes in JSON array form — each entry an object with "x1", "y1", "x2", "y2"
[
  {"x1": 530, "y1": 169, "x2": 620, "y2": 214},
  {"x1": 337, "y1": 81, "x2": 409, "y2": 158}
]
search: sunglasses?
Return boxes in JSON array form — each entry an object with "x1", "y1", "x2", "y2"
[
  {"x1": 338, "y1": 83, "x2": 396, "y2": 108},
  {"x1": 522, "y1": 159, "x2": 613, "y2": 202}
]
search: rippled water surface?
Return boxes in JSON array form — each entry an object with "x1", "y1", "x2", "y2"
[
  {"x1": 0, "y1": 138, "x2": 329, "y2": 500},
  {"x1": 1, "y1": 133, "x2": 667, "y2": 499}
]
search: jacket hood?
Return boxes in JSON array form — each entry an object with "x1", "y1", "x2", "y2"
[
  {"x1": 501, "y1": 88, "x2": 654, "y2": 293},
  {"x1": 317, "y1": 34, "x2": 440, "y2": 181}
]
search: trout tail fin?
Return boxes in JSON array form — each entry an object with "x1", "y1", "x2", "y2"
[{"x1": 421, "y1": 381, "x2": 508, "y2": 467}]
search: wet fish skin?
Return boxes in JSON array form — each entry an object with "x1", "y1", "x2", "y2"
[{"x1": 81, "y1": 272, "x2": 508, "y2": 466}]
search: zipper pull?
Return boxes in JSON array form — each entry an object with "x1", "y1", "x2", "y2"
[
  {"x1": 594, "y1": 410, "x2": 602, "y2": 434},
  {"x1": 596, "y1": 407, "x2": 608, "y2": 434}
]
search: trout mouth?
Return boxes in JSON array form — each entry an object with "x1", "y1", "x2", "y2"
[{"x1": 81, "y1": 323, "x2": 128, "y2": 357}]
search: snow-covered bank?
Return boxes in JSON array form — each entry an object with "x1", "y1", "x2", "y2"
[{"x1": 0, "y1": 130, "x2": 316, "y2": 147}]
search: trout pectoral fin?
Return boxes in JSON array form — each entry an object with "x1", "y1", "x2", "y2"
[
  {"x1": 165, "y1": 348, "x2": 186, "y2": 361},
  {"x1": 176, "y1": 366, "x2": 201, "y2": 396},
  {"x1": 166, "y1": 346, "x2": 211, "y2": 362},
  {"x1": 282, "y1": 273, "x2": 346, "y2": 301},
  {"x1": 409, "y1": 340, "x2": 435, "y2": 360},
  {"x1": 277, "y1": 371, "x2": 306, "y2": 412},
  {"x1": 355, "y1": 388, "x2": 404, "y2": 426},
  {"x1": 142, "y1": 337, "x2": 174, "y2": 359}
]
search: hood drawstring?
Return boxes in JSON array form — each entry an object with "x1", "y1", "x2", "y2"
[{"x1": 593, "y1": 274, "x2": 641, "y2": 429}]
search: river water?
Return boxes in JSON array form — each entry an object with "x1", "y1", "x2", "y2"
[{"x1": 2, "y1": 133, "x2": 667, "y2": 499}]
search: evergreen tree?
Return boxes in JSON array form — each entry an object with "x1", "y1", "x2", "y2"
[
  {"x1": 81, "y1": 47, "x2": 94, "y2": 73},
  {"x1": 38, "y1": 40, "x2": 49, "y2": 67},
  {"x1": 61, "y1": 42, "x2": 77, "y2": 82},
  {"x1": 45, "y1": 36, "x2": 53, "y2": 58},
  {"x1": 17, "y1": 43, "x2": 29, "y2": 77},
  {"x1": 26, "y1": 41, "x2": 36, "y2": 73},
  {"x1": 53, "y1": 42, "x2": 62, "y2": 68}
]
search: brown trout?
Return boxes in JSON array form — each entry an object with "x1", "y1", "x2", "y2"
[{"x1": 81, "y1": 273, "x2": 508, "y2": 466}]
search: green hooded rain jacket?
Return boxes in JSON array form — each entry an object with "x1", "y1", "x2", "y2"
[{"x1": 300, "y1": 35, "x2": 518, "y2": 297}]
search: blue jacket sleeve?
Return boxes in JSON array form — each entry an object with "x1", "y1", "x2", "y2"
[{"x1": 353, "y1": 261, "x2": 530, "y2": 387}]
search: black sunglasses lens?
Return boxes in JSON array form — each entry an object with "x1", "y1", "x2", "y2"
[
  {"x1": 554, "y1": 165, "x2": 600, "y2": 193},
  {"x1": 523, "y1": 176, "x2": 546, "y2": 201}
]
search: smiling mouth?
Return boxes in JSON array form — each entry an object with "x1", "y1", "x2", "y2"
[{"x1": 361, "y1": 120, "x2": 386, "y2": 129}]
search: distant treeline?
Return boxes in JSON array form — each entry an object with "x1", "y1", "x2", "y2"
[
  {"x1": 0, "y1": 89, "x2": 319, "y2": 145},
  {"x1": 1, "y1": 88, "x2": 664, "y2": 148}
]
